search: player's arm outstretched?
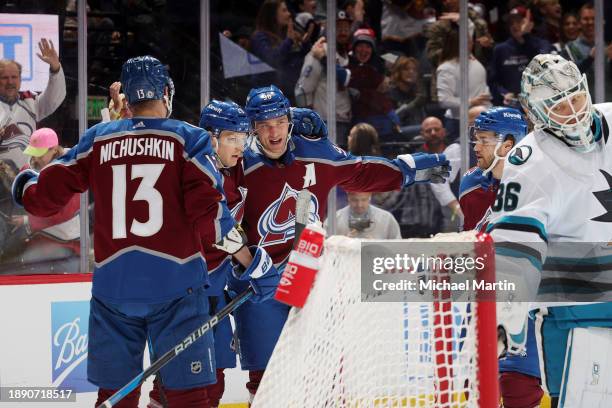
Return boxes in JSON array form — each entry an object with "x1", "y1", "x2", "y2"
[{"x1": 290, "y1": 108, "x2": 451, "y2": 191}]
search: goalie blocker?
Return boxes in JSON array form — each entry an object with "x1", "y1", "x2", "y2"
[{"x1": 275, "y1": 223, "x2": 326, "y2": 308}]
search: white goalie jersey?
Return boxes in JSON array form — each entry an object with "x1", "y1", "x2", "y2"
[{"x1": 486, "y1": 103, "x2": 612, "y2": 303}]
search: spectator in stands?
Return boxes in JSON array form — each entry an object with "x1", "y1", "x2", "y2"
[
  {"x1": 0, "y1": 39, "x2": 66, "y2": 168},
  {"x1": 293, "y1": 1, "x2": 321, "y2": 50},
  {"x1": 342, "y1": 0, "x2": 366, "y2": 32},
  {"x1": 334, "y1": 191, "x2": 402, "y2": 239},
  {"x1": 532, "y1": 0, "x2": 562, "y2": 45},
  {"x1": 387, "y1": 56, "x2": 427, "y2": 126},
  {"x1": 347, "y1": 122, "x2": 382, "y2": 156},
  {"x1": 435, "y1": 26, "x2": 491, "y2": 140},
  {"x1": 489, "y1": 7, "x2": 554, "y2": 107},
  {"x1": 380, "y1": 0, "x2": 431, "y2": 57},
  {"x1": 373, "y1": 116, "x2": 446, "y2": 238},
  {"x1": 348, "y1": 28, "x2": 399, "y2": 137},
  {"x1": 250, "y1": 0, "x2": 312, "y2": 102},
  {"x1": 553, "y1": 12, "x2": 580, "y2": 53},
  {"x1": 7, "y1": 128, "x2": 79, "y2": 271},
  {"x1": 296, "y1": 10, "x2": 353, "y2": 146},
  {"x1": 561, "y1": 2, "x2": 612, "y2": 100},
  {"x1": 108, "y1": 81, "x2": 132, "y2": 120},
  {"x1": 426, "y1": 0, "x2": 493, "y2": 76}
]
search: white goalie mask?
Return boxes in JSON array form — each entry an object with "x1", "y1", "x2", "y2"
[{"x1": 519, "y1": 54, "x2": 596, "y2": 153}]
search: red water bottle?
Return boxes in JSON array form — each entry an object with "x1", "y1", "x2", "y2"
[{"x1": 274, "y1": 223, "x2": 326, "y2": 307}]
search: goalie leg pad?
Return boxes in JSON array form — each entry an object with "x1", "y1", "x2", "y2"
[
  {"x1": 559, "y1": 327, "x2": 612, "y2": 407},
  {"x1": 533, "y1": 307, "x2": 570, "y2": 397}
]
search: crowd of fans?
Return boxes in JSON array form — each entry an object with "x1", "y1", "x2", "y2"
[{"x1": 0, "y1": 0, "x2": 611, "y2": 269}]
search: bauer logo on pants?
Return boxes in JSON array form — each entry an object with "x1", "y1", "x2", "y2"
[{"x1": 50, "y1": 301, "x2": 97, "y2": 392}]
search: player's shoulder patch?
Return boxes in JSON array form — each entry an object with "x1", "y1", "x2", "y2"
[{"x1": 508, "y1": 145, "x2": 532, "y2": 166}]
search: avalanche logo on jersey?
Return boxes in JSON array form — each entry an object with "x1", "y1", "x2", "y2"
[
  {"x1": 257, "y1": 182, "x2": 320, "y2": 247},
  {"x1": 50, "y1": 301, "x2": 97, "y2": 392},
  {"x1": 230, "y1": 186, "x2": 248, "y2": 223}
]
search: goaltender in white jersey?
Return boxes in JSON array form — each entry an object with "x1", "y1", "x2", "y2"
[{"x1": 486, "y1": 54, "x2": 612, "y2": 407}]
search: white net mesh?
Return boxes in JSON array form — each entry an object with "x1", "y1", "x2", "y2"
[{"x1": 252, "y1": 232, "x2": 496, "y2": 408}]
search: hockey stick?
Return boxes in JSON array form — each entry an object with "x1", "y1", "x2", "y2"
[
  {"x1": 96, "y1": 287, "x2": 254, "y2": 408},
  {"x1": 293, "y1": 189, "x2": 313, "y2": 248}
]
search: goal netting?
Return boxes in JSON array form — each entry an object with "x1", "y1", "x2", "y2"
[{"x1": 252, "y1": 232, "x2": 498, "y2": 408}]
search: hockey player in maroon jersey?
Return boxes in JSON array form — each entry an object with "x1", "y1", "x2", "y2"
[
  {"x1": 11, "y1": 56, "x2": 279, "y2": 408},
  {"x1": 458, "y1": 107, "x2": 544, "y2": 408},
  {"x1": 148, "y1": 100, "x2": 250, "y2": 408},
  {"x1": 230, "y1": 84, "x2": 452, "y2": 402},
  {"x1": 459, "y1": 107, "x2": 528, "y2": 231}
]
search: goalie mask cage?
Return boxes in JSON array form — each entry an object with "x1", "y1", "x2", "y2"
[{"x1": 252, "y1": 232, "x2": 498, "y2": 408}]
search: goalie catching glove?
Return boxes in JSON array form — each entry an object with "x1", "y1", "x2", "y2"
[
  {"x1": 395, "y1": 152, "x2": 451, "y2": 185},
  {"x1": 231, "y1": 246, "x2": 280, "y2": 303},
  {"x1": 11, "y1": 169, "x2": 39, "y2": 207}
]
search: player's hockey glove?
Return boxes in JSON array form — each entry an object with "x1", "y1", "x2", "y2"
[
  {"x1": 231, "y1": 246, "x2": 280, "y2": 303},
  {"x1": 291, "y1": 108, "x2": 328, "y2": 140},
  {"x1": 11, "y1": 169, "x2": 38, "y2": 207},
  {"x1": 395, "y1": 153, "x2": 451, "y2": 186}
]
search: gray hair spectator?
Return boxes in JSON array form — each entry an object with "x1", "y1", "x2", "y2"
[
  {"x1": 0, "y1": 39, "x2": 66, "y2": 168},
  {"x1": 333, "y1": 191, "x2": 401, "y2": 239}
]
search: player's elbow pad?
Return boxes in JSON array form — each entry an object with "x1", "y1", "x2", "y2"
[{"x1": 213, "y1": 225, "x2": 247, "y2": 254}]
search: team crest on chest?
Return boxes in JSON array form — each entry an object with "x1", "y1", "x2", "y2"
[{"x1": 257, "y1": 183, "x2": 320, "y2": 247}]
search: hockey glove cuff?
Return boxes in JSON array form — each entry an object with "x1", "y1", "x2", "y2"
[
  {"x1": 232, "y1": 246, "x2": 280, "y2": 303},
  {"x1": 396, "y1": 153, "x2": 451, "y2": 186},
  {"x1": 11, "y1": 169, "x2": 38, "y2": 207}
]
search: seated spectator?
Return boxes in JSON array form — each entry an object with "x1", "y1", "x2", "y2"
[
  {"x1": 347, "y1": 122, "x2": 382, "y2": 156},
  {"x1": 333, "y1": 191, "x2": 401, "y2": 239},
  {"x1": 532, "y1": 0, "x2": 562, "y2": 45},
  {"x1": 553, "y1": 12, "x2": 580, "y2": 53},
  {"x1": 435, "y1": 26, "x2": 491, "y2": 140},
  {"x1": 5, "y1": 128, "x2": 79, "y2": 271},
  {"x1": 373, "y1": 116, "x2": 446, "y2": 238},
  {"x1": 108, "y1": 81, "x2": 132, "y2": 120},
  {"x1": 380, "y1": 0, "x2": 431, "y2": 57},
  {"x1": 489, "y1": 7, "x2": 554, "y2": 107},
  {"x1": 0, "y1": 39, "x2": 66, "y2": 168},
  {"x1": 348, "y1": 28, "x2": 399, "y2": 137},
  {"x1": 387, "y1": 56, "x2": 427, "y2": 126},
  {"x1": 250, "y1": 0, "x2": 312, "y2": 102},
  {"x1": 295, "y1": 10, "x2": 353, "y2": 145}
]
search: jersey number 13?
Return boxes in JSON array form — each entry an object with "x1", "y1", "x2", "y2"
[{"x1": 111, "y1": 164, "x2": 165, "y2": 239}]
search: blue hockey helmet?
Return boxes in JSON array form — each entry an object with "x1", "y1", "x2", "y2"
[
  {"x1": 245, "y1": 85, "x2": 291, "y2": 122},
  {"x1": 472, "y1": 107, "x2": 528, "y2": 145},
  {"x1": 199, "y1": 100, "x2": 250, "y2": 136},
  {"x1": 120, "y1": 56, "x2": 175, "y2": 114},
  {"x1": 471, "y1": 107, "x2": 528, "y2": 175}
]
